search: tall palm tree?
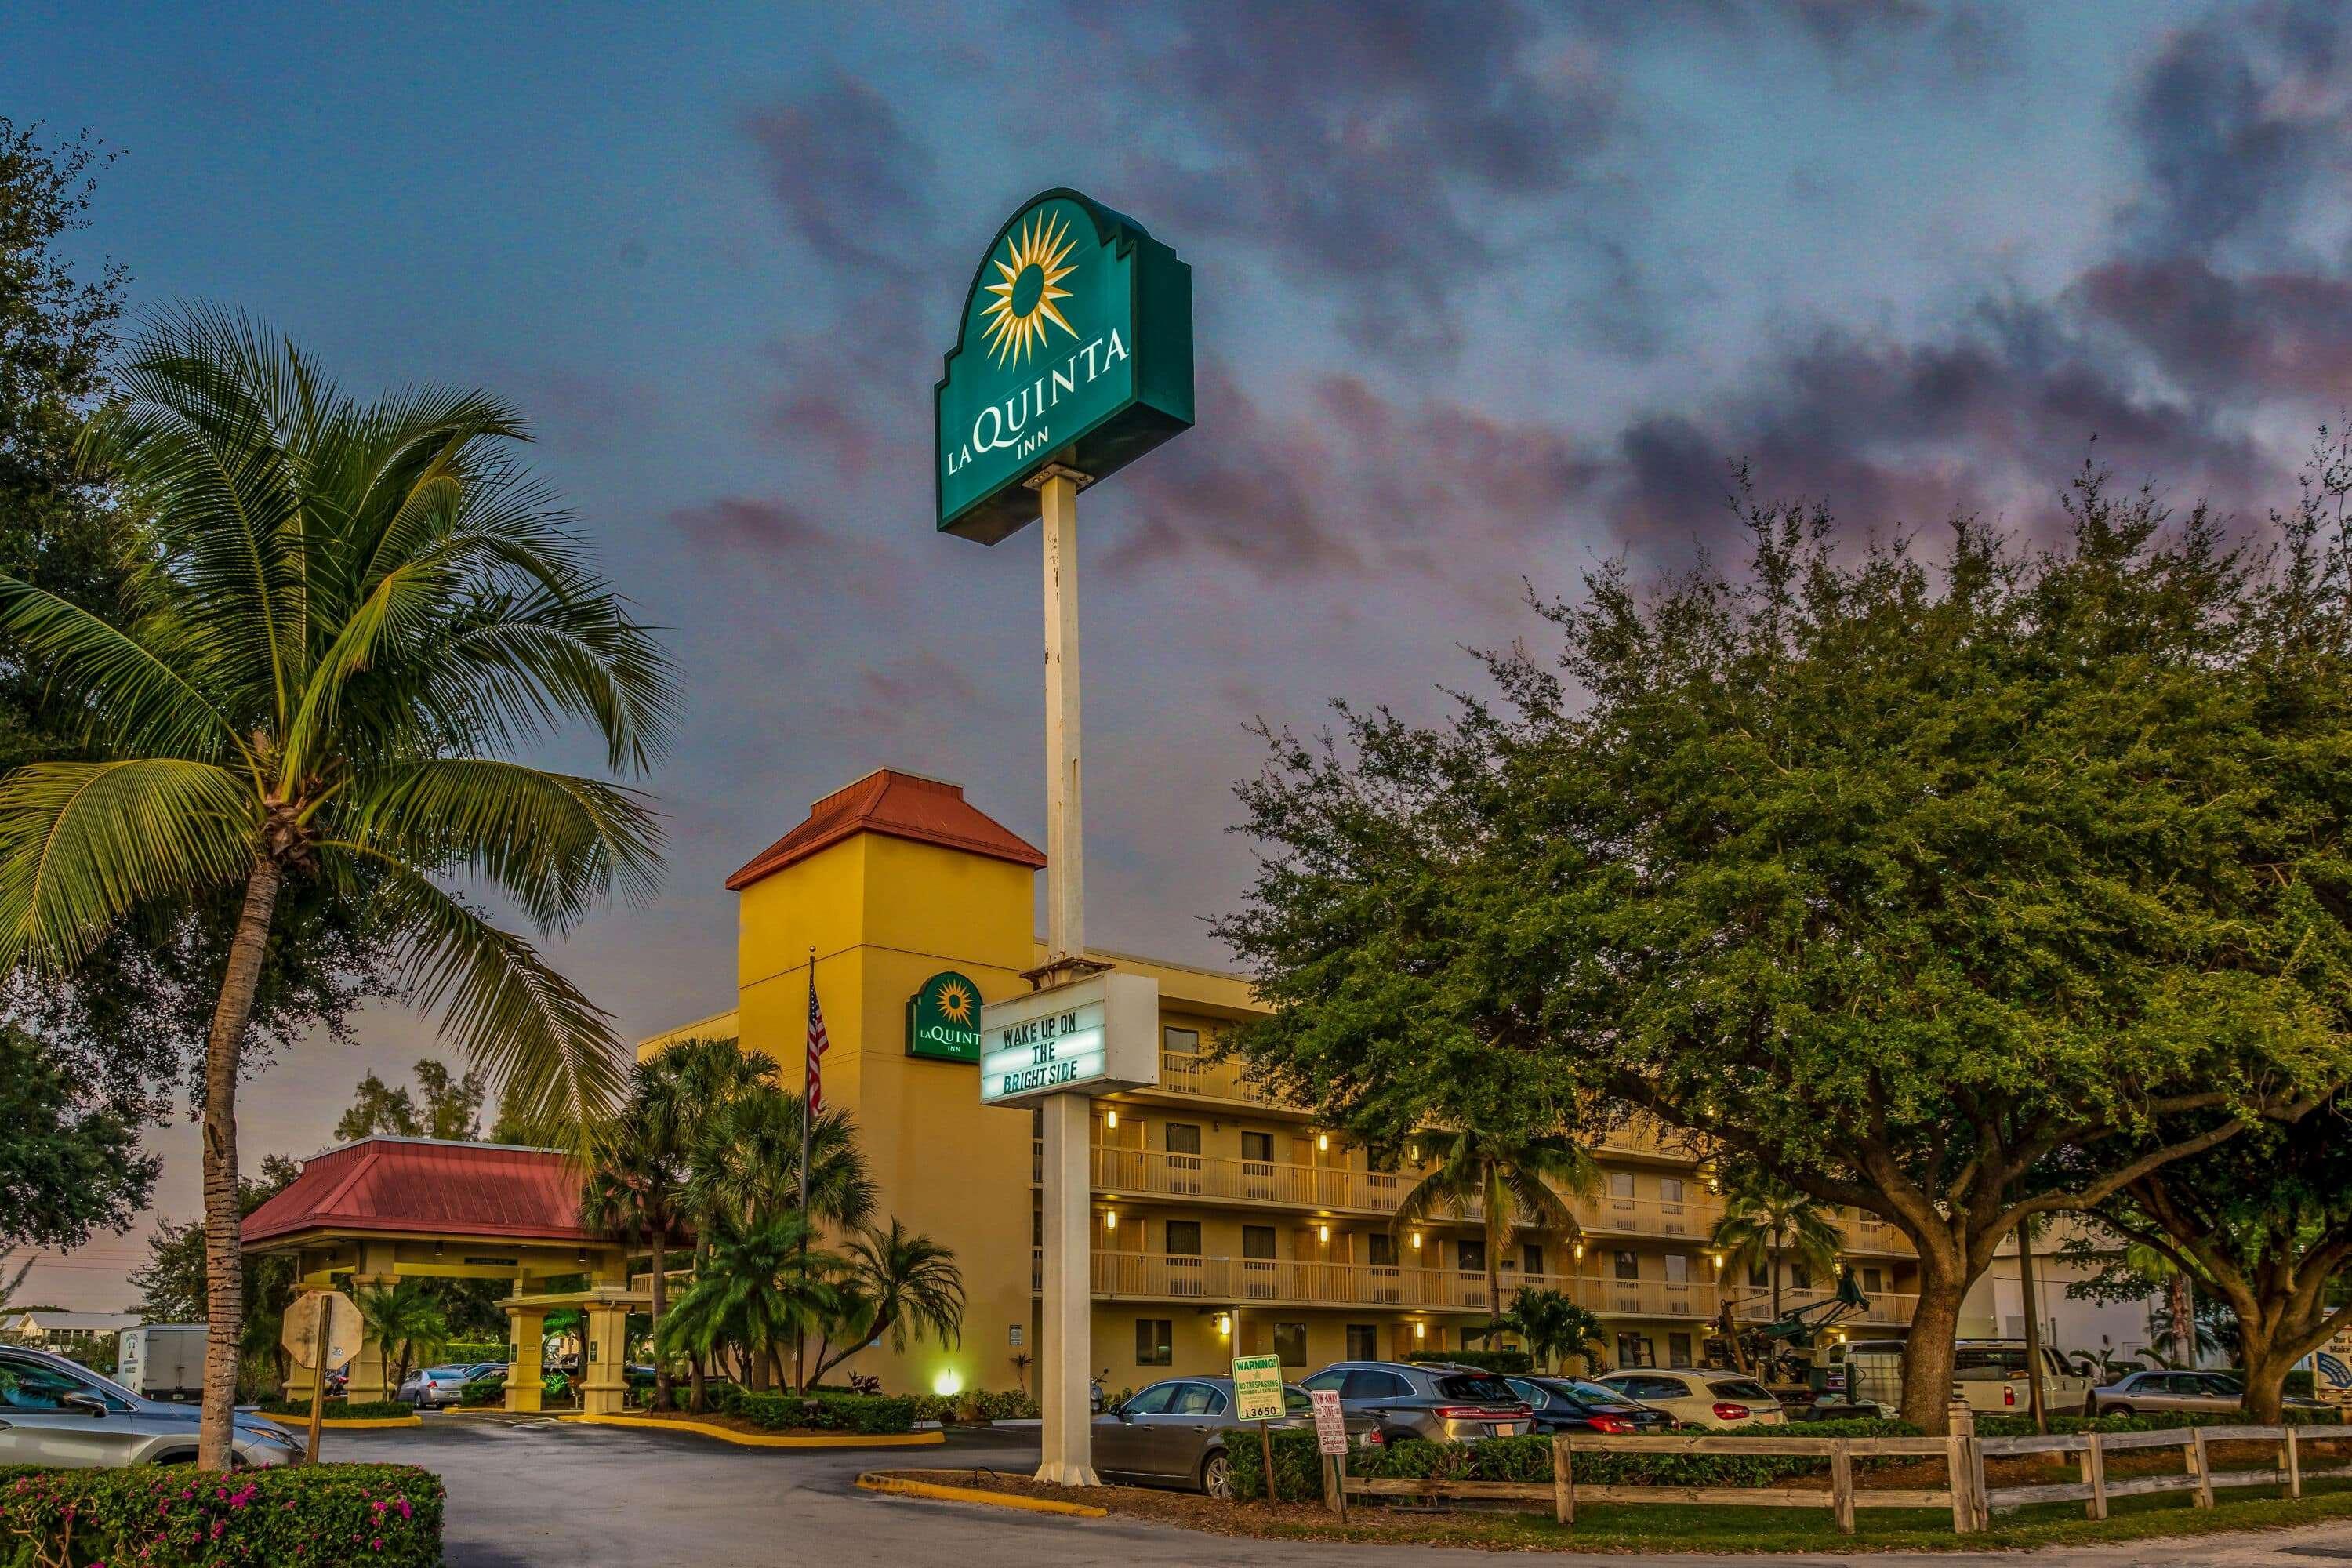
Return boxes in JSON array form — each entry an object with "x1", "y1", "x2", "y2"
[
  {"x1": 688, "y1": 1087, "x2": 877, "y2": 1233},
  {"x1": 1710, "y1": 1173, "x2": 1846, "y2": 1324},
  {"x1": 356, "y1": 1278, "x2": 448, "y2": 1392},
  {"x1": 660, "y1": 1036, "x2": 773, "y2": 1410},
  {"x1": 1392, "y1": 1127, "x2": 1602, "y2": 1327},
  {"x1": 655, "y1": 1210, "x2": 842, "y2": 1389},
  {"x1": 810, "y1": 1219, "x2": 966, "y2": 1385},
  {"x1": 580, "y1": 1046, "x2": 698, "y2": 1410},
  {"x1": 0, "y1": 310, "x2": 677, "y2": 1465}
]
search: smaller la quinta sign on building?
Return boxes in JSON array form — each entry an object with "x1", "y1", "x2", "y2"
[
  {"x1": 935, "y1": 189, "x2": 1193, "y2": 545},
  {"x1": 978, "y1": 971, "x2": 1160, "y2": 1106},
  {"x1": 906, "y1": 971, "x2": 985, "y2": 1064}
]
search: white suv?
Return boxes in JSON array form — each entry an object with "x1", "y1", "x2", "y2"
[{"x1": 1594, "y1": 1369, "x2": 1786, "y2": 1428}]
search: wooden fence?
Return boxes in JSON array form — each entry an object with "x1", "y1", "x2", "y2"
[{"x1": 1335, "y1": 1417, "x2": 2352, "y2": 1536}]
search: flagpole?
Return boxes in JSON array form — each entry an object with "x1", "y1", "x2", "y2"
[{"x1": 797, "y1": 943, "x2": 815, "y2": 1392}]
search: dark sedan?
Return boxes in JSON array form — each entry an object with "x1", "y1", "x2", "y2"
[
  {"x1": 1505, "y1": 1375, "x2": 1677, "y2": 1435},
  {"x1": 1092, "y1": 1377, "x2": 1380, "y2": 1498}
]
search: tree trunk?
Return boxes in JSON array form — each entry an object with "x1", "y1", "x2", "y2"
[
  {"x1": 197, "y1": 860, "x2": 284, "y2": 1470},
  {"x1": 1769, "y1": 1239, "x2": 1783, "y2": 1324},
  {"x1": 688, "y1": 1348, "x2": 706, "y2": 1414},
  {"x1": 2237, "y1": 1321, "x2": 2296, "y2": 1424},
  {"x1": 1897, "y1": 1259, "x2": 1966, "y2": 1436},
  {"x1": 649, "y1": 1232, "x2": 669, "y2": 1411},
  {"x1": 2169, "y1": 1273, "x2": 2197, "y2": 1367}
]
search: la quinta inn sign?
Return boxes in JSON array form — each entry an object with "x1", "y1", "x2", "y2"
[{"x1": 935, "y1": 190, "x2": 1193, "y2": 544}]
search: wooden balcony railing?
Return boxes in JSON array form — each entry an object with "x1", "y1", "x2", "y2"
[{"x1": 1046, "y1": 1247, "x2": 1919, "y2": 1326}]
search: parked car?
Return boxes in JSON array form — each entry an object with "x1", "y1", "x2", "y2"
[
  {"x1": 397, "y1": 1363, "x2": 499, "y2": 1408},
  {"x1": 1823, "y1": 1337, "x2": 2094, "y2": 1417},
  {"x1": 1504, "y1": 1375, "x2": 1677, "y2": 1434},
  {"x1": 2088, "y1": 1369, "x2": 2328, "y2": 1417},
  {"x1": 1092, "y1": 1377, "x2": 1380, "y2": 1498},
  {"x1": 1592, "y1": 1370, "x2": 1787, "y2": 1429},
  {"x1": 1297, "y1": 1360, "x2": 1534, "y2": 1444},
  {"x1": 114, "y1": 1326, "x2": 205, "y2": 1402},
  {"x1": 0, "y1": 1345, "x2": 307, "y2": 1468}
]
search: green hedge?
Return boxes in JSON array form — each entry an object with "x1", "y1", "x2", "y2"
[
  {"x1": 2285, "y1": 1370, "x2": 2316, "y2": 1399},
  {"x1": 1228, "y1": 1427, "x2": 1329, "y2": 1502},
  {"x1": 714, "y1": 1385, "x2": 917, "y2": 1434},
  {"x1": 443, "y1": 1341, "x2": 503, "y2": 1363},
  {"x1": 1404, "y1": 1350, "x2": 1533, "y2": 1374},
  {"x1": 0, "y1": 1462, "x2": 443, "y2": 1566},
  {"x1": 906, "y1": 1388, "x2": 1039, "y2": 1424},
  {"x1": 255, "y1": 1398, "x2": 415, "y2": 1421}
]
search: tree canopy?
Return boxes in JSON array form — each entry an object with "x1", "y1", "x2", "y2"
[{"x1": 1220, "y1": 459, "x2": 2352, "y2": 1430}]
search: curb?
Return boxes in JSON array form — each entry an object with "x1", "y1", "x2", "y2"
[
  {"x1": 856, "y1": 1472, "x2": 1106, "y2": 1517},
  {"x1": 257, "y1": 1413, "x2": 423, "y2": 1430},
  {"x1": 563, "y1": 1414, "x2": 946, "y2": 1448}
]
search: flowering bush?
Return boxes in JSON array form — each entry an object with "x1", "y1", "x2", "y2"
[{"x1": 0, "y1": 1463, "x2": 444, "y2": 1566}]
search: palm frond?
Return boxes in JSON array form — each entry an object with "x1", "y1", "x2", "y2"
[{"x1": 0, "y1": 575, "x2": 252, "y2": 771}]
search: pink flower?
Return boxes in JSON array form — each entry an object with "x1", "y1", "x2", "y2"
[{"x1": 371, "y1": 1538, "x2": 384, "y2": 1551}]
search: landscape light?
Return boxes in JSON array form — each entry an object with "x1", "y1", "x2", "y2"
[{"x1": 933, "y1": 1367, "x2": 963, "y2": 1397}]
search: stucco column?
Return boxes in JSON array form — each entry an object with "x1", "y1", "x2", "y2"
[
  {"x1": 505, "y1": 1307, "x2": 546, "y2": 1413},
  {"x1": 346, "y1": 1271, "x2": 397, "y2": 1403},
  {"x1": 582, "y1": 1305, "x2": 628, "y2": 1414}
]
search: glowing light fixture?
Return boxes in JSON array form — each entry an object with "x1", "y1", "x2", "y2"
[
  {"x1": 1410, "y1": 1231, "x2": 1422, "y2": 1250},
  {"x1": 1413, "y1": 1321, "x2": 1425, "y2": 1341},
  {"x1": 1104, "y1": 1109, "x2": 1118, "y2": 1130},
  {"x1": 933, "y1": 1367, "x2": 964, "y2": 1397},
  {"x1": 1103, "y1": 1210, "x2": 1117, "y2": 1232},
  {"x1": 1573, "y1": 1240, "x2": 1585, "y2": 1261},
  {"x1": 1408, "y1": 1143, "x2": 1420, "y2": 1162},
  {"x1": 1317, "y1": 1224, "x2": 1330, "y2": 1244},
  {"x1": 1711, "y1": 1253, "x2": 1724, "y2": 1270},
  {"x1": 1317, "y1": 1133, "x2": 1330, "y2": 1152},
  {"x1": 1215, "y1": 1313, "x2": 1231, "y2": 1336}
]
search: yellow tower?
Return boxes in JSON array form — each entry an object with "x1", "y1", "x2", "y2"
[{"x1": 719, "y1": 768, "x2": 1044, "y2": 1396}]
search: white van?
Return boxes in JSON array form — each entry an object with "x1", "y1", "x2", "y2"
[
  {"x1": 1822, "y1": 1338, "x2": 2091, "y2": 1417},
  {"x1": 115, "y1": 1325, "x2": 205, "y2": 1402}
]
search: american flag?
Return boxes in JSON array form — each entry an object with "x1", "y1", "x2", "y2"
[{"x1": 805, "y1": 973, "x2": 830, "y2": 1116}]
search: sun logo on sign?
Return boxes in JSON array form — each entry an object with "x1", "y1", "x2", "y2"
[
  {"x1": 981, "y1": 210, "x2": 1079, "y2": 367},
  {"x1": 933, "y1": 976, "x2": 976, "y2": 1025}
]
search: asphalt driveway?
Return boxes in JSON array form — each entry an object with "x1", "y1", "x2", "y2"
[{"x1": 325, "y1": 1417, "x2": 2352, "y2": 1568}]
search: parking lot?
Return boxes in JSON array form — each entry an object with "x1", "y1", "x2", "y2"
[{"x1": 324, "y1": 1416, "x2": 2352, "y2": 1568}]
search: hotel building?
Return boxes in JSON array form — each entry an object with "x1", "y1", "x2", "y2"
[{"x1": 641, "y1": 768, "x2": 1931, "y2": 1395}]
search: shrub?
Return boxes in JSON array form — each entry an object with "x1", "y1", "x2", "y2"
[
  {"x1": 443, "y1": 1340, "x2": 503, "y2": 1363},
  {"x1": 255, "y1": 1398, "x2": 415, "y2": 1421},
  {"x1": 906, "y1": 1388, "x2": 1038, "y2": 1424},
  {"x1": 720, "y1": 1387, "x2": 917, "y2": 1435},
  {"x1": 1227, "y1": 1427, "x2": 1328, "y2": 1502},
  {"x1": 2285, "y1": 1370, "x2": 2316, "y2": 1399},
  {"x1": 459, "y1": 1372, "x2": 506, "y2": 1407},
  {"x1": 1404, "y1": 1349, "x2": 1532, "y2": 1374},
  {"x1": 0, "y1": 1462, "x2": 443, "y2": 1567}
]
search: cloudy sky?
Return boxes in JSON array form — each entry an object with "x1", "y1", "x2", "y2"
[{"x1": 9, "y1": 0, "x2": 2350, "y2": 1308}]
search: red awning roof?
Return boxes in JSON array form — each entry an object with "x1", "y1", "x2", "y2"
[
  {"x1": 241, "y1": 1137, "x2": 604, "y2": 1247},
  {"x1": 725, "y1": 768, "x2": 1045, "y2": 891}
]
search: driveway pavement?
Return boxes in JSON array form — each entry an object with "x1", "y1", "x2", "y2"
[{"x1": 324, "y1": 1417, "x2": 2352, "y2": 1568}]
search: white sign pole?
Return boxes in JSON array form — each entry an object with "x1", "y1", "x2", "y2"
[{"x1": 1034, "y1": 466, "x2": 1098, "y2": 1486}]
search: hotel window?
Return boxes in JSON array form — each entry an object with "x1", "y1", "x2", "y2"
[
  {"x1": 1748, "y1": 1261, "x2": 1769, "y2": 1288},
  {"x1": 1862, "y1": 1265, "x2": 1884, "y2": 1294},
  {"x1": 1240, "y1": 1131, "x2": 1274, "y2": 1163},
  {"x1": 1136, "y1": 1319, "x2": 1172, "y2": 1367},
  {"x1": 1668, "y1": 1333, "x2": 1693, "y2": 1368},
  {"x1": 1523, "y1": 1243, "x2": 1544, "y2": 1276},
  {"x1": 1166, "y1": 1220, "x2": 1202, "y2": 1257},
  {"x1": 1163, "y1": 1026, "x2": 1200, "y2": 1055},
  {"x1": 1790, "y1": 1261, "x2": 1812, "y2": 1290},
  {"x1": 1610, "y1": 1171, "x2": 1637, "y2": 1199},
  {"x1": 1243, "y1": 1224, "x2": 1277, "y2": 1259},
  {"x1": 1457, "y1": 1237, "x2": 1486, "y2": 1273},
  {"x1": 1274, "y1": 1322, "x2": 1309, "y2": 1367},
  {"x1": 1367, "y1": 1232, "x2": 1397, "y2": 1268},
  {"x1": 1346, "y1": 1323, "x2": 1380, "y2": 1360},
  {"x1": 1663, "y1": 1253, "x2": 1690, "y2": 1284},
  {"x1": 1164, "y1": 1123, "x2": 1201, "y2": 1155},
  {"x1": 1613, "y1": 1250, "x2": 1640, "y2": 1281},
  {"x1": 1616, "y1": 1332, "x2": 1655, "y2": 1367},
  {"x1": 1658, "y1": 1176, "x2": 1685, "y2": 1204}
]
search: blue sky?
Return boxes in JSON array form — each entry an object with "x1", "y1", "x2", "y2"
[{"x1": 10, "y1": 0, "x2": 2350, "y2": 1305}]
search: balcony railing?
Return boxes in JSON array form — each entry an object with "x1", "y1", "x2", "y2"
[{"x1": 1050, "y1": 1248, "x2": 1918, "y2": 1325}]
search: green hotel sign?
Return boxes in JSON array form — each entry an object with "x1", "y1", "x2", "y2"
[
  {"x1": 935, "y1": 189, "x2": 1193, "y2": 544},
  {"x1": 906, "y1": 971, "x2": 984, "y2": 1063}
]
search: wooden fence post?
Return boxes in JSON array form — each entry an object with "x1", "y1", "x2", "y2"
[
  {"x1": 1552, "y1": 1433, "x2": 1574, "y2": 1526},
  {"x1": 2284, "y1": 1426, "x2": 2302, "y2": 1500},
  {"x1": 2082, "y1": 1430, "x2": 2108, "y2": 1520},
  {"x1": 2187, "y1": 1428, "x2": 2215, "y2": 1509},
  {"x1": 1946, "y1": 1432, "x2": 1976, "y2": 1534},
  {"x1": 1323, "y1": 1453, "x2": 1341, "y2": 1514},
  {"x1": 1829, "y1": 1437, "x2": 1856, "y2": 1536}
]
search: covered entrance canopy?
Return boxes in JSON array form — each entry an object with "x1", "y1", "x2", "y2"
[{"x1": 241, "y1": 1136, "x2": 646, "y2": 1414}]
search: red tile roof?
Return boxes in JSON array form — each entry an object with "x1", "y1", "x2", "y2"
[
  {"x1": 725, "y1": 768, "x2": 1045, "y2": 891},
  {"x1": 241, "y1": 1137, "x2": 607, "y2": 1247}
]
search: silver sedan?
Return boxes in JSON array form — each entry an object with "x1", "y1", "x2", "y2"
[
  {"x1": 1092, "y1": 1377, "x2": 1379, "y2": 1497},
  {"x1": 2089, "y1": 1369, "x2": 2327, "y2": 1417},
  {"x1": 0, "y1": 1345, "x2": 307, "y2": 1468}
]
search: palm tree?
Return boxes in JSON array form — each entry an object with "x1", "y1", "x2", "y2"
[
  {"x1": 0, "y1": 310, "x2": 677, "y2": 1465},
  {"x1": 581, "y1": 1046, "x2": 699, "y2": 1410},
  {"x1": 659, "y1": 1036, "x2": 773, "y2": 1410},
  {"x1": 688, "y1": 1087, "x2": 877, "y2": 1232},
  {"x1": 655, "y1": 1211, "x2": 843, "y2": 1390},
  {"x1": 1502, "y1": 1287, "x2": 1605, "y2": 1375},
  {"x1": 1710, "y1": 1174, "x2": 1846, "y2": 1324},
  {"x1": 810, "y1": 1220, "x2": 966, "y2": 1385},
  {"x1": 1392, "y1": 1127, "x2": 1602, "y2": 1328},
  {"x1": 357, "y1": 1279, "x2": 448, "y2": 1392}
]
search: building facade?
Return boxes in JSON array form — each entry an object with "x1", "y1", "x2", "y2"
[{"x1": 642, "y1": 768, "x2": 1927, "y2": 1396}]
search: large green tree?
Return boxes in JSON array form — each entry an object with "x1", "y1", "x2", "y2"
[
  {"x1": 0, "y1": 1024, "x2": 154, "y2": 1247},
  {"x1": 0, "y1": 310, "x2": 676, "y2": 1465},
  {"x1": 334, "y1": 1057, "x2": 489, "y2": 1142},
  {"x1": 1221, "y1": 462, "x2": 2352, "y2": 1432}
]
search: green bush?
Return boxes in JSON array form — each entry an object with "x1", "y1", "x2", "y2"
[
  {"x1": 1977, "y1": 1409, "x2": 2344, "y2": 1438},
  {"x1": 0, "y1": 1462, "x2": 443, "y2": 1566},
  {"x1": 906, "y1": 1388, "x2": 1039, "y2": 1424},
  {"x1": 2285, "y1": 1370, "x2": 2316, "y2": 1399},
  {"x1": 443, "y1": 1340, "x2": 503, "y2": 1363},
  {"x1": 459, "y1": 1371, "x2": 506, "y2": 1407},
  {"x1": 254, "y1": 1398, "x2": 414, "y2": 1421},
  {"x1": 717, "y1": 1386, "x2": 917, "y2": 1435},
  {"x1": 1404, "y1": 1349, "x2": 1532, "y2": 1374},
  {"x1": 1227, "y1": 1426, "x2": 1328, "y2": 1502}
]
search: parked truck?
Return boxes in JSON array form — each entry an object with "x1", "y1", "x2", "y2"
[{"x1": 115, "y1": 1324, "x2": 206, "y2": 1402}]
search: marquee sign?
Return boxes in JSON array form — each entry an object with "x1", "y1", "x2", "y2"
[
  {"x1": 935, "y1": 190, "x2": 1194, "y2": 545},
  {"x1": 906, "y1": 971, "x2": 985, "y2": 1063},
  {"x1": 978, "y1": 970, "x2": 1160, "y2": 1107}
]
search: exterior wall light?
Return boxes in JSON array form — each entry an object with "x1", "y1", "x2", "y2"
[
  {"x1": 1408, "y1": 1143, "x2": 1419, "y2": 1163},
  {"x1": 1317, "y1": 1133, "x2": 1329, "y2": 1152},
  {"x1": 1105, "y1": 1109, "x2": 1118, "y2": 1130},
  {"x1": 1413, "y1": 1321, "x2": 1425, "y2": 1341},
  {"x1": 1711, "y1": 1253, "x2": 1724, "y2": 1270},
  {"x1": 1216, "y1": 1312, "x2": 1231, "y2": 1336},
  {"x1": 1410, "y1": 1231, "x2": 1422, "y2": 1250},
  {"x1": 1573, "y1": 1240, "x2": 1585, "y2": 1261},
  {"x1": 1103, "y1": 1210, "x2": 1117, "y2": 1232},
  {"x1": 1317, "y1": 1224, "x2": 1330, "y2": 1244}
]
